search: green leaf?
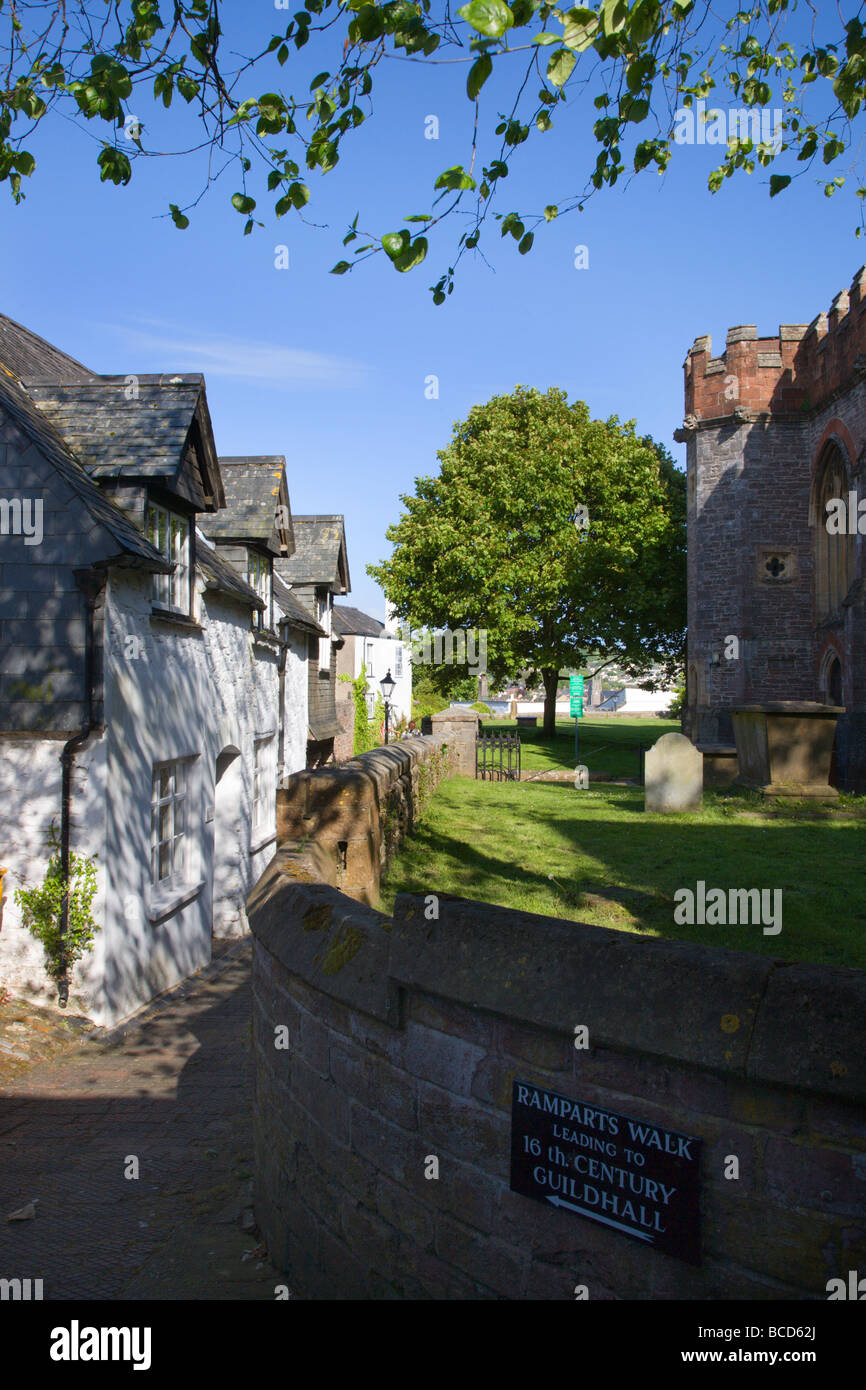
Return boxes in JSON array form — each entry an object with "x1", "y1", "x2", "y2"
[
  {"x1": 600, "y1": 0, "x2": 628, "y2": 35},
  {"x1": 501, "y1": 212, "x2": 524, "y2": 239},
  {"x1": 467, "y1": 55, "x2": 493, "y2": 100},
  {"x1": 331, "y1": 260, "x2": 352, "y2": 274},
  {"x1": 382, "y1": 230, "x2": 411, "y2": 260},
  {"x1": 547, "y1": 48, "x2": 576, "y2": 87},
  {"x1": 457, "y1": 0, "x2": 514, "y2": 40},
  {"x1": 629, "y1": 0, "x2": 661, "y2": 45},
  {"x1": 169, "y1": 203, "x2": 189, "y2": 229},
  {"x1": 544, "y1": 204, "x2": 558, "y2": 220},
  {"x1": 769, "y1": 173, "x2": 791, "y2": 196},
  {"x1": 96, "y1": 146, "x2": 131, "y2": 185},
  {"x1": 518, "y1": 231, "x2": 534, "y2": 254},
  {"x1": 621, "y1": 96, "x2": 649, "y2": 123},
  {"x1": 533, "y1": 33, "x2": 558, "y2": 45},
  {"x1": 393, "y1": 236, "x2": 428, "y2": 272},
  {"x1": 434, "y1": 165, "x2": 477, "y2": 191},
  {"x1": 231, "y1": 192, "x2": 256, "y2": 214},
  {"x1": 536, "y1": 110, "x2": 553, "y2": 132},
  {"x1": 352, "y1": 4, "x2": 386, "y2": 40},
  {"x1": 561, "y1": 7, "x2": 598, "y2": 52}
]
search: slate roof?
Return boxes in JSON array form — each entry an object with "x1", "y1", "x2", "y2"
[
  {"x1": 0, "y1": 312, "x2": 97, "y2": 382},
  {"x1": 332, "y1": 605, "x2": 384, "y2": 639},
  {"x1": 274, "y1": 515, "x2": 349, "y2": 592},
  {"x1": 196, "y1": 532, "x2": 263, "y2": 610},
  {"x1": 272, "y1": 572, "x2": 325, "y2": 635},
  {"x1": 202, "y1": 456, "x2": 293, "y2": 555},
  {"x1": 22, "y1": 376, "x2": 225, "y2": 510},
  {"x1": 0, "y1": 363, "x2": 171, "y2": 572}
]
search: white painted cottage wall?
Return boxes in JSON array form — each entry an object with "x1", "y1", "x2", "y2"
[
  {"x1": 280, "y1": 626, "x2": 308, "y2": 780},
  {"x1": 0, "y1": 734, "x2": 108, "y2": 1017},
  {"x1": 0, "y1": 562, "x2": 295, "y2": 1027},
  {"x1": 97, "y1": 565, "x2": 282, "y2": 1020},
  {"x1": 354, "y1": 634, "x2": 412, "y2": 725}
]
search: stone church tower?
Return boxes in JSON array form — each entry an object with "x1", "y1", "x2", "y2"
[{"x1": 679, "y1": 267, "x2": 866, "y2": 792}]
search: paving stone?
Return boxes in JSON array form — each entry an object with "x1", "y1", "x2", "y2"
[{"x1": 0, "y1": 940, "x2": 280, "y2": 1299}]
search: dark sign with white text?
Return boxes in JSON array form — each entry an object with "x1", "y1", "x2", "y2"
[{"x1": 510, "y1": 1080, "x2": 702, "y2": 1265}]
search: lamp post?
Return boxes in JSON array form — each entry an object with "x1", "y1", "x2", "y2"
[{"x1": 380, "y1": 669, "x2": 396, "y2": 745}]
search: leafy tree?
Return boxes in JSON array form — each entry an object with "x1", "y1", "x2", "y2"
[
  {"x1": 410, "y1": 666, "x2": 451, "y2": 720},
  {"x1": 368, "y1": 385, "x2": 685, "y2": 737},
  {"x1": 3, "y1": 4, "x2": 866, "y2": 297},
  {"x1": 405, "y1": 659, "x2": 479, "y2": 701}
]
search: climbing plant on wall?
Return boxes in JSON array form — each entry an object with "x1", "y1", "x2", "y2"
[{"x1": 14, "y1": 822, "x2": 101, "y2": 1004}]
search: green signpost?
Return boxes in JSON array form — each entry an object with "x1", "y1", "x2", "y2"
[{"x1": 570, "y1": 674, "x2": 584, "y2": 762}]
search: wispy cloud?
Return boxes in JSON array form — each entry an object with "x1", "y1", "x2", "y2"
[{"x1": 100, "y1": 318, "x2": 368, "y2": 388}]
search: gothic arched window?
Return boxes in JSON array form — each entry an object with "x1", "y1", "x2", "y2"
[{"x1": 813, "y1": 443, "x2": 855, "y2": 622}]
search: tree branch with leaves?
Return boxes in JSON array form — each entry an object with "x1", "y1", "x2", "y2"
[{"x1": 3, "y1": 1, "x2": 866, "y2": 299}]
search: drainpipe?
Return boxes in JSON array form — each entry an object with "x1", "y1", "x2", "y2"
[{"x1": 57, "y1": 570, "x2": 105, "y2": 1008}]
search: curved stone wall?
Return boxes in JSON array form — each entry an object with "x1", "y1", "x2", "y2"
[{"x1": 246, "y1": 875, "x2": 866, "y2": 1300}]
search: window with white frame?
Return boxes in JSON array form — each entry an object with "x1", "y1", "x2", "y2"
[
  {"x1": 365, "y1": 640, "x2": 374, "y2": 677},
  {"x1": 246, "y1": 548, "x2": 271, "y2": 628},
  {"x1": 253, "y1": 736, "x2": 274, "y2": 831},
  {"x1": 150, "y1": 760, "x2": 189, "y2": 886},
  {"x1": 317, "y1": 591, "x2": 331, "y2": 671},
  {"x1": 146, "y1": 502, "x2": 190, "y2": 614},
  {"x1": 394, "y1": 643, "x2": 403, "y2": 680}
]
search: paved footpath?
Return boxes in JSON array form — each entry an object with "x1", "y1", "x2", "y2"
[{"x1": 0, "y1": 940, "x2": 283, "y2": 1300}]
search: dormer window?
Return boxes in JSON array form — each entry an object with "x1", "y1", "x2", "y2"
[
  {"x1": 147, "y1": 502, "x2": 191, "y2": 615},
  {"x1": 246, "y1": 548, "x2": 271, "y2": 629}
]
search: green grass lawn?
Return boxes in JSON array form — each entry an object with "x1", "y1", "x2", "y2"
[
  {"x1": 485, "y1": 715, "x2": 679, "y2": 779},
  {"x1": 379, "y1": 776, "x2": 866, "y2": 969}
]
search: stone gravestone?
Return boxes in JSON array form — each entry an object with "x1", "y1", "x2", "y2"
[
  {"x1": 574, "y1": 765, "x2": 589, "y2": 789},
  {"x1": 644, "y1": 733, "x2": 703, "y2": 813}
]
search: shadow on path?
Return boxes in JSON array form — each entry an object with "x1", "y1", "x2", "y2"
[{"x1": 0, "y1": 940, "x2": 280, "y2": 1300}]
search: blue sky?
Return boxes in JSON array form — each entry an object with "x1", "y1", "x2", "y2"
[{"x1": 5, "y1": 5, "x2": 863, "y2": 617}]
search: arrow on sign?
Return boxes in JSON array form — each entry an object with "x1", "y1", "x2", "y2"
[{"x1": 545, "y1": 1194, "x2": 654, "y2": 1242}]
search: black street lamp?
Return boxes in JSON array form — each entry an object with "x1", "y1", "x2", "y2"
[{"x1": 380, "y1": 669, "x2": 396, "y2": 745}]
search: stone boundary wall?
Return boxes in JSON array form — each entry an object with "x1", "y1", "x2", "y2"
[
  {"x1": 246, "y1": 879, "x2": 866, "y2": 1300},
  {"x1": 275, "y1": 733, "x2": 459, "y2": 904}
]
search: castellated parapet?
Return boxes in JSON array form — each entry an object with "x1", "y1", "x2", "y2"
[
  {"x1": 684, "y1": 265, "x2": 866, "y2": 420},
  {"x1": 681, "y1": 265, "x2": 866, "y2": 792}
]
